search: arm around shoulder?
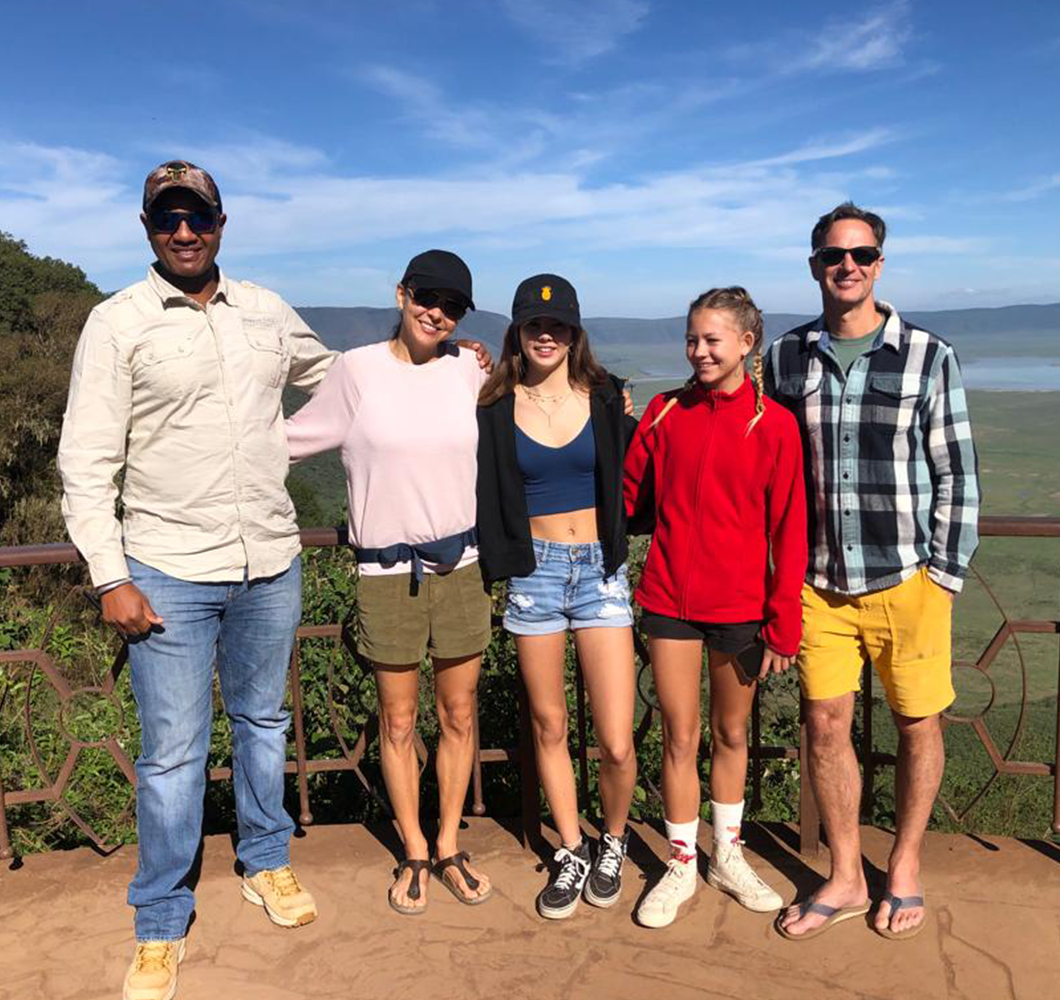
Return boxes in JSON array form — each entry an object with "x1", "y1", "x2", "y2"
[{"x1": 284, "y1": 351, "x2": 359, "y2": 461}]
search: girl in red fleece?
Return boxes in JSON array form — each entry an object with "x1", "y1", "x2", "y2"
[{"x1": 624, "y1": 287, "x2": 807, "y2": 928}]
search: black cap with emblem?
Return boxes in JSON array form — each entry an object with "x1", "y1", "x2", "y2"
[{"x1": 511, "y1": 274, "x2": 581, "y2": 328}]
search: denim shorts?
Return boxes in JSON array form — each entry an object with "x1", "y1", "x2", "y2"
[{"x1": 503, "y1": 539, "x2": 634, "y2": 636}]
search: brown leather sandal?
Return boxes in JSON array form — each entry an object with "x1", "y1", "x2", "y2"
[
  {"x1": 432, "y1": 852, "x2": 492, "y2": 905},
  {"x1": 388, "y1": 859, "x2": 431, "y2": 915}
]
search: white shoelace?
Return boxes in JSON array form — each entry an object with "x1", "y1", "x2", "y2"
[
  {"x1": 552, "y1": 847, "x2": 590, "y2": 891},
  {"x1": 716, "y1": 840, "x2": 770, "y2": 892},
  {"x1": 595, "y1": 834, "x2": 626, "y2": 879},
  {"x1": 652, "y1": 856, "x2": 694, "y2": 900}
]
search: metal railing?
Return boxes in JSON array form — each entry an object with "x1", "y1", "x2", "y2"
[{"x1": 1, "y1": 517, "x2": 1057, "y2": 862}]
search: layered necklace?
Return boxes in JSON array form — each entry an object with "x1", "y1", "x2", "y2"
[{"x1": 522, "y1": 385, "x2": 572, "y2": 426}]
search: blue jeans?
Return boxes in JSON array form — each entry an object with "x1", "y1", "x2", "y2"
[
  {"x1": 503, "y1": 539, "x2": 633, "y2": 635},
  {"x1": 126, "y1": 556, "x2": 301, "y2": 941}
]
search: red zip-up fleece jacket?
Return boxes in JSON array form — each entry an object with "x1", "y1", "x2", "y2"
[{"x1": 624, "y1": 376, "x2": 808, "y2": 656}]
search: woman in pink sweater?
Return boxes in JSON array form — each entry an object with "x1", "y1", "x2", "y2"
[{"x1": 285, "y1": 250, "x2": 493, "y2": 915}]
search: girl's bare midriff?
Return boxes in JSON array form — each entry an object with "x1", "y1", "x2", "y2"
[{"x1": 529, "y1": 506, "x2": 599, "y2": 544}]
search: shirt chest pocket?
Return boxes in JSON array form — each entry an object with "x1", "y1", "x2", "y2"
[
  {"x1": 132, "y1": 337, "x2": 200, "y2": 398},
  {"x1": 242, "y1": 315, "x2": 288, "y2": 389},
  {"x1": 866, "y1": 373, "x2": 928, "y2": 431},
  {"x1": 775, "y1": 373, "x2": 823, "y2": 434}
]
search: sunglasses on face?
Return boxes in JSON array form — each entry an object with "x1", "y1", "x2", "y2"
[
  {"x1": 148, "y1": 208, "x2": 220, "y2": 235},
  {"x1": 814, "y1": 245, "x2": 882, "y2": 267},
  {"x1": 407, "y1": 286, "x2": 468, "y2": 322}
]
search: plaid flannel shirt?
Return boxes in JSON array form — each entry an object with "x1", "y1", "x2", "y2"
[{"x1": 763, "y1": 301, "x2": 980, "y2": 596}]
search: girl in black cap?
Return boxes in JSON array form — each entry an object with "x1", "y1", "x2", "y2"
[
  {"x1": 477, "y1": 274, "x2": 638, "y2": 919},
  {"x1": 287, "y1": 249, "x2": 494, "y2": 915}
]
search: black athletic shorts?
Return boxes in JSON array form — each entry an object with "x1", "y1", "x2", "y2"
[{"x1": 639, "y1": 612, "x2": 762, "y2": 653}]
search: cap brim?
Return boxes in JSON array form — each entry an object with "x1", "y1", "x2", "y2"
[{"x1": 513, "y1": 306, "x2": 579, "y2": 326}]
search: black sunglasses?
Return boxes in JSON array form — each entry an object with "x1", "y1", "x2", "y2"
[
  {"x1": 408, "y1": 286, "x2": 469, "y2": 322},
  {"x1": 814, "y1": 245, "x2": 882, "y2": 267},
  {"x1": 148, "y1": 208, "x2": 220, "y2": 235}
]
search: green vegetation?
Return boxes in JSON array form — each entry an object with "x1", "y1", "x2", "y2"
[{"x1": 0, "y1": 234, "x2": 1056, "y2": 858}]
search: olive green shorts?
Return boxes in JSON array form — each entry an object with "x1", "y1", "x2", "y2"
[{"x1": 356, "y1": 562, "x2": 492, "y2": 665}]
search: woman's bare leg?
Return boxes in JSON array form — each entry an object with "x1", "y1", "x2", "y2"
[
  {"x1": 575, "y1": 626, "x2": 637, "y2": 836},
  {"x1": 375, "y1": 663, "x2": 428, "y2": 909},
  {"x1": 517, "y1": 632, "x2": 583, "y2": 846},
  {"x1": 433, "y1": 653, "x2": 491, "y2": 898},
  {"x1": 649, "y1": 637, "x2": 705, "y2": 823}
]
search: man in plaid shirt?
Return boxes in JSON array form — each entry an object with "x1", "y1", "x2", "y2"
[{"x1": 767, "y1": 203, "x2": 979, "y2": 942}]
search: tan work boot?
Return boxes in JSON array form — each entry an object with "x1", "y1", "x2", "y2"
[
  {"x1": 123, "y1": 938, "x2": 185, "y2": 1000},
  {"x1": 242, "y1": 864, "x2": 317, "y2": 927}
]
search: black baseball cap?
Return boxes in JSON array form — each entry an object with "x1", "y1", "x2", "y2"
[
  {"x1": 401, "y1": 249, "x2": 475, "y2": 310},
  {"x1": 511, "y1": 274, "x2": 581, "y2": 328}
]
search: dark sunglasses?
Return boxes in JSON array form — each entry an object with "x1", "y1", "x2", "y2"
[
  {"x1": 408, "y1": 286, "x2": 468, "y2": 322},
  {"x1": 814, "y1": 245, "x2": 882, "y2": 267},
  {"x1": 148, "y1": 208, "x2": 220, "y2": 235}
]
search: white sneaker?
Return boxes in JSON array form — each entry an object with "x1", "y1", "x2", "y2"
[
  {"x1": 707, "y1": 840, "x2": 783, "y2": 912},
  {"x1": 636, "y1": 856, "x2": 698, "y2": 928}
]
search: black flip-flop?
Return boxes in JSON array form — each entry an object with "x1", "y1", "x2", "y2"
[
  {"x1": 432, "y1": 851, "x2": 492, "y2": 905},
  {"x1": 388, "y1": 859, "x2": 431, "y2": 915}
]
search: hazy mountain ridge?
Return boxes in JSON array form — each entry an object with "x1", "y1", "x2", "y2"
[{"x1": 296, "y1": 303, "x2": 1060, "y2": 355}]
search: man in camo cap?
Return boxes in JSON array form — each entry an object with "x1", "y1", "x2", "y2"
[{"x1": 59, "y1": 159, "x2": 333, "y2": 1000}]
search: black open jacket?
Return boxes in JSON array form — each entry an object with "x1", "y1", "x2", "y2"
[{"x1": 476, "y1": 373, "x2": 638, "y2": 583}]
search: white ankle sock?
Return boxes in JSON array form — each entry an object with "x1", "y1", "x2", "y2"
[
  {"x1": 711, "y1": 799, "x2": 744, "y2": 845},
  {"x1": 664, "y1": 818, "x2": 699, "y2": 861}
]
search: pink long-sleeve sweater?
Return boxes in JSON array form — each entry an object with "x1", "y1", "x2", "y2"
[{"x1": 285, "y1": 341, "x2": 487, "y2": 576}]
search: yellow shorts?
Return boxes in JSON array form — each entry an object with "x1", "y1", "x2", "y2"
[{"x1": 798, "y1": 566, "x2": 955, "y2": 718}]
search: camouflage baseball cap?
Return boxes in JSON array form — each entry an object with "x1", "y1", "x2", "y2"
[{"x1": 143, "y1": 160, "x2": 222, "y2": 212}]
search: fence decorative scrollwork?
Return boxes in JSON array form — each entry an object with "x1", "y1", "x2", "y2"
[{"x1": 1, "y1": 517, "x2": 1057, "y2": 863}]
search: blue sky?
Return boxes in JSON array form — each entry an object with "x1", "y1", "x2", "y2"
[{"x1": 1, "y1": 0, "x2": 1058, "y2": 315}]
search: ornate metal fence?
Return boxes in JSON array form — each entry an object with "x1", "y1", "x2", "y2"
[{"x1": 1, "y1": 517, "x2": 1057, "y2": 863}]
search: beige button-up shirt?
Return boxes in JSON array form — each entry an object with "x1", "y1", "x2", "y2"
[{"x1": 58, "y1": 265, "x2": 337, "y2": 586}]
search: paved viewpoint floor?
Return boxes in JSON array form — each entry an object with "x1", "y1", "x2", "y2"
[{"x1": 1, "y1": 819, "x2": 1058, "y2": 1000}]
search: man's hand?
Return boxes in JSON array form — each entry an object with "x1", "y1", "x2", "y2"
[
  {"x1": 622, "y1": 387, "x2": 634, "y2": 416},
  {"x1": 100, "y1": 583, "x2": 163, "y2": 638},
  {"x1": 455, "y1": 339, "x2": 494, "y2": 373},
  {"x1": 758, "y1": 646, "x2": 793, "y2": 681}
]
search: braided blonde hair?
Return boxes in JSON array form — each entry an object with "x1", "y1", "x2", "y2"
[{"x1": 650, "y1": 286, "x2": 766, "y2": 434}]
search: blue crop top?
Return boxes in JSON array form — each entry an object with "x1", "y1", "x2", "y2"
[{"x1": 515, "y1": 419, "x2": 597, "y2": 516}]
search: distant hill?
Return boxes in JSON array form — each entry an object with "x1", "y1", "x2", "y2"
[
  {"x1": 296, "y1": 302, "x2": 1060, "y2": 357},
  {"x1": 296, "y1": 306, "x2": 510, "y2": 352}
]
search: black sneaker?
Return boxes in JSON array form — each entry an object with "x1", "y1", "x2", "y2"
[
  {"x1": 584, "y1": 829, "x2": 629, "y2": 908},
  {"x1": 537, "y1": 840, "x2": 591, "y2": 919}
]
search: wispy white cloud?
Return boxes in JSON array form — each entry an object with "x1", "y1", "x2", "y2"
[
  {"x1": 749, "y1": 128, "x2": 897, "y2": 167},
  {"x1": 500, "y1": 0, "x2": 649, "y2": 62},
  {"x1": 1000, "y1": 173, "x2": 1060, "y2": 202},
  {"x1": 794, "y1": 1, "x2": 912, "y2": 73},
  {"x1": 729, "y1": 1, "x2": 913, "y2": 76},
  {"x1": 357, "y1": 63, "x2": 746, "y2": 175},
  {"x1": 0, "y1": 127, "x2": 899, "y2": 274}
]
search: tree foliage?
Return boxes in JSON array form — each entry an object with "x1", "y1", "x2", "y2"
[{"x1": 0, "y1": 233, "x2": 104, "y2": 550}]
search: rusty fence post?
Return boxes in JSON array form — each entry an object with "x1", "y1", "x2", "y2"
[
  {"x1": 750, "y1": 686, "x2": 762, "y2": 812},
  {"x1": 470, "y1": 691, "x2": 485, "y2": 816},
  {"x1": 0, "y1": 758, "x2": 12, "y2": 862},
  {"x1": 575, "y1": 655, "x2": 590, "y2": 812},
  {"x1": 1054, "y1": 581, "x2": 1060, "y2": 836},
  {"x1": 517, "y1": 672, "x2": 542, "y2": 849},
  {"x1": 288, "y1": 640, "x2": 313, "y2": 827},
  {"x1": 798, "y1": 697, "x2": 820, "y2": 856},
  {"x1": 860, "y1": 663, "x2": 875, "y2": 823}
]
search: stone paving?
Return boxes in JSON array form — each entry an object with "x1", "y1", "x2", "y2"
[{"x1": 1, "y1": 818, "x2": 1057, "y2": 1000}]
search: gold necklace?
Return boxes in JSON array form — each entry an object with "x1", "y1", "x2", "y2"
[{"x1": 522, "y1": 385, "x2": 571, "y2": 426}]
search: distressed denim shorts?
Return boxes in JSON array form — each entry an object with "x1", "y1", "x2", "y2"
[{"x1": 503, "y1": 539, "x2": 634, "y2": 636}]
